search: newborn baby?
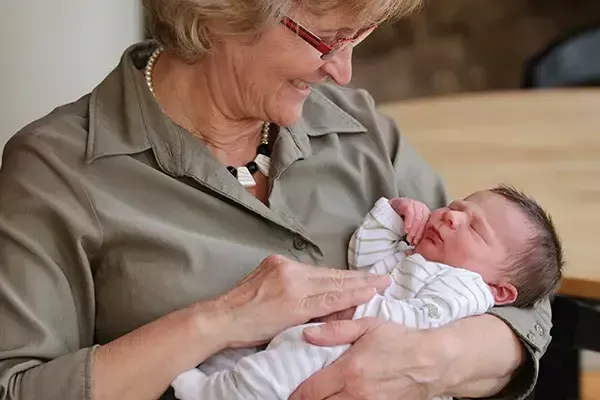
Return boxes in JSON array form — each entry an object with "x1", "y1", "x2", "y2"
[{"x1": 171, "y1": 184, "x2": 564, "y2": 400}]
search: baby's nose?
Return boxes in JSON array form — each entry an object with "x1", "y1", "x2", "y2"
[{"x1": 444, "y1": 210, "x2": 466, "y2": 229}]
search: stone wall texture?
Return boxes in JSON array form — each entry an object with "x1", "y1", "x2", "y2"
[{"x1": 350, "y1": 0, "x2": 600, "y2": 103}]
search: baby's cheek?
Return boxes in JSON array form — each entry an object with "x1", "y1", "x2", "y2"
[
  {"x1": 444, "y1": 240, "x2": 473, "y2": 265},
  {"x1": 414, "y1": 240, "x2": 433, "y2": 259}
]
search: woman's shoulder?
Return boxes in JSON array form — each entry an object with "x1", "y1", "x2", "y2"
[
  {"x1": 1, "y1": 95, "x2": 94, "y2": 198},
  {"x1": 3, "y1": 95, "x2": 92, "y2": 165}
]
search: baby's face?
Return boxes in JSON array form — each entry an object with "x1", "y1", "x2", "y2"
[{"x1": 414, "y1": 190, "x2": 530, "y2": 285}]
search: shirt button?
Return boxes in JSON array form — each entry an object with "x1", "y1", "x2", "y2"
[
  {"x1": 535, "y1": 324, "x2": 545, "y2": 335},
  {"x1": 293, "y1": 237, "x2": 308, "y2": 251},
  {"x1": 527, "y1": 332, "x2": 536, "y2": 342}
]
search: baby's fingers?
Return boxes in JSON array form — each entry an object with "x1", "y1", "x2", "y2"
[
  {"x1": 402, "y1": 205, "x2": 414, "y2": 233},
  {"x1": 407, "y1": 209, "x2": 421, "y2": 244},
  {"x1": 414, "y1": 219, "x2": 427, "y2": 245}
]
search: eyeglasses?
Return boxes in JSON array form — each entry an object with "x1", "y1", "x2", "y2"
[{"x1": 281, "y1": 16, "x2": 377, "y2": 60}]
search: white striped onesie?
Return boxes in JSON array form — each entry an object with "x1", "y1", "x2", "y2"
[{"x1": 171, "y1": 197, "x2": 495, "y2": 400}]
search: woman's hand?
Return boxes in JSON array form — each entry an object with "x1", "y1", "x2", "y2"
[
  {"x1": 289, "y1": 318, "x2": 454, "y2": 400},
  {"x1": 208, "y1": 255, "x2": 390, "y2": 348},
  {"x1": 314, "y1": 306, "x2": 357, "y2": 323}
]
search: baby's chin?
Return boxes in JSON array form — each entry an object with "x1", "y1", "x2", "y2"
[{"x1": 414, "y1": 240, "x2": 441, "y2": 262}]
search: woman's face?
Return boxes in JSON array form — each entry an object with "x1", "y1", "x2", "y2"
[{"x1": 210, "y1": 10, "x2": 363, "y2": 126}]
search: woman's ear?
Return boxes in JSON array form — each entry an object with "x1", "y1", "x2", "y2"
[{"x1": 490, "y1": 283, "x2": 518, "y2": 306}]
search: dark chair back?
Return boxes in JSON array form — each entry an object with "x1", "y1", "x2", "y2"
[{"x1": 523, "y1": 25, "x2": 600, "y2": 88}]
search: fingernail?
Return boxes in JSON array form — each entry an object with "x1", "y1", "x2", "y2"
[{"x1": 303, "y1": 326, "x2": 320, "y2": 337}]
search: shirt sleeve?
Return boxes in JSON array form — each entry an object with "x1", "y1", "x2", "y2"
[
  {"x1": 0, "y1": 133, "x2": 103, "y2": 400},
  {"x1": 347, "y1": 197, "x2": 408, "y2": 271},
  {"x1": 354, "y1": 256, "x2": 495, "y2": 330},
  {"x1": 471, "y1": 299, "x2": 553, "y2": 400}
]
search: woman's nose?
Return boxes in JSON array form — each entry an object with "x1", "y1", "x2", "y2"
[{"x1": 320, "y1": 47, "x2": 353, "y2": 86}]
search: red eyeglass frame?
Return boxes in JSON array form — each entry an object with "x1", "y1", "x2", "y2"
[{"x1": 281, "y1": 16, "x2": 377, "y2": 60}]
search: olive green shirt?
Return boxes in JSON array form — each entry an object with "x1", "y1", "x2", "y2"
[{"x1": 0, "y1": 41, "x2": 551, "y2": 400}]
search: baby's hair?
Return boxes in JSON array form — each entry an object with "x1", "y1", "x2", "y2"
[{"x1": 490, "y1": 184, "x2": 565, "y2": 308}]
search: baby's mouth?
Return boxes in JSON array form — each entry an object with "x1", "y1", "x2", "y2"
[{"x1": 427, "y1": 226, "x2": 444, "y2": 243}]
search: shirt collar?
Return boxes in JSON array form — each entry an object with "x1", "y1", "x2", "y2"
[{"x1": 86, "y1": 41, "x2": 367, "y2": 170}]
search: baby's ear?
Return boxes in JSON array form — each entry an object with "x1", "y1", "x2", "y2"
[{"x1": 490, "y1": 283, "x2": 518, "y2": 306}]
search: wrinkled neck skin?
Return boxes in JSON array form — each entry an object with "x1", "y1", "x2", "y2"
[{"x1": 149, "y1": 48, "x2": 265, "y2": 165}]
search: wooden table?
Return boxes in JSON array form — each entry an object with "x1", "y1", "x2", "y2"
[
  {"x1": 378, "y1": 88, "x2": 600, "y2": 400},
  {"x1": 378, "y1": 88, "x2": 600, "y2": 299}
]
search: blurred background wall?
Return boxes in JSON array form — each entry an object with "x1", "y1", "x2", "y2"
[{"x1": 0, "y1": 0, "x2": 144, "y2": 158}]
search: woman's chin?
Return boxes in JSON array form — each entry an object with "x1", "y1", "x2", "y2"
[{"x1": 270, "y1": 102, "x2": 306, "y2": 127}]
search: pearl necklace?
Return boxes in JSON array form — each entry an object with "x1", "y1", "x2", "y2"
[{"x1": 144, "y1": 46, "x2": 271, "y2": 188}]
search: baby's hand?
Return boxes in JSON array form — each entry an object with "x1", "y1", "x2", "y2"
[{"x1": 388, "y1": 198, "x2": 431, "y2": 245}]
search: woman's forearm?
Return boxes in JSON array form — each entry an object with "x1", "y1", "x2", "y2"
[
  {"x1": 435, "y1": 314, "x2": 525, "y2": 398},
  {"x1": 92, "y1": 301, "x2": 227, "y2": 400}
]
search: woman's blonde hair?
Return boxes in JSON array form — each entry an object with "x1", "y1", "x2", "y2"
[{"x1": 142, "y1": 0, "x2": 423, "y2": 63}]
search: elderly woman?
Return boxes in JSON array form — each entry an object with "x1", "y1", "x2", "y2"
[{"x1": 0, "y1": 0, "x2": 551, "y2": 399}]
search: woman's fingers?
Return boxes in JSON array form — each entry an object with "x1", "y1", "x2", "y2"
[
  {"x1": 290, "y1": 319, "x2": 382, "y2": 400},
  {"x1": 314, "y1": 307, "x2": 357, "y2": 323},
  {"x1": 302, "y1": 318, "x2": 377, "y2": 346},
  {"x1": 324, "y1": 394, "x2": 354, "y2": 400},
  {"x1": 302, "y1": 286, "x2": 378, "y2": 317},
  {"x1": 294, "y1": 321, "x2": 432, "y2": 400},
  {"x1": 223, "y1": 254, "x2": 391, "y2": 346},
  {"x1": 309, "y1": 268, "x2": 390, "y2": 294},
  {"x1": 289, "y1": 356, "x2": 346, "y2": 400}
]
